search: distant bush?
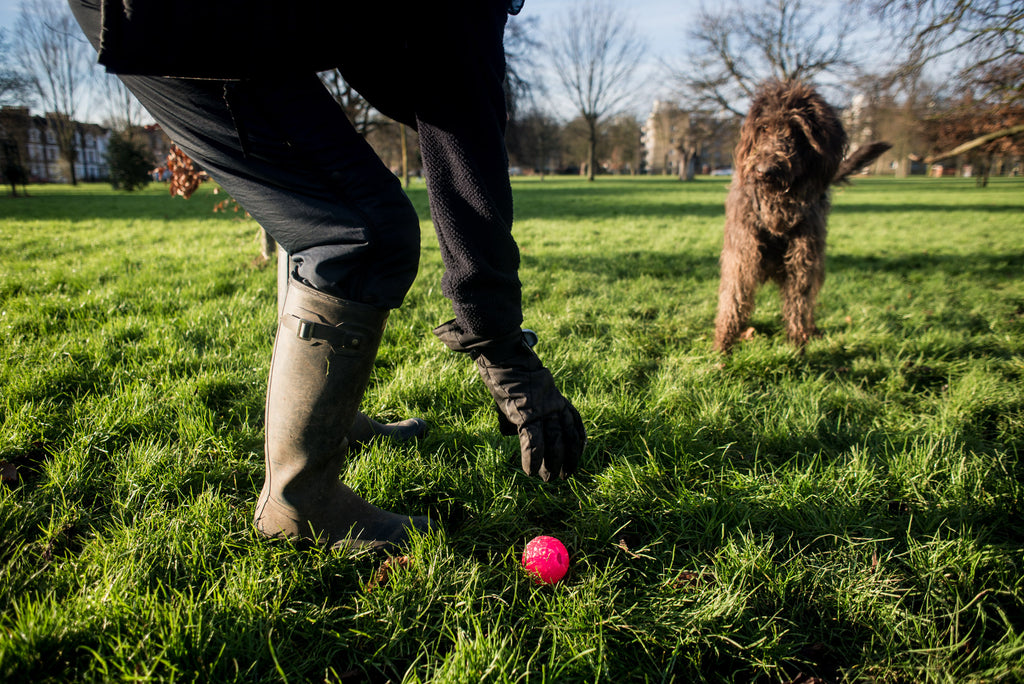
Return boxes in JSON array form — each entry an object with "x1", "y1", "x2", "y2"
[{"x1": 106, "y1": 132, "x2": 153, "y2": 192}]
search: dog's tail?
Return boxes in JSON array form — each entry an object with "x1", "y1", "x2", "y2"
[{"x1": 832, "y1": 141, "x2": 893, "y2": 185}]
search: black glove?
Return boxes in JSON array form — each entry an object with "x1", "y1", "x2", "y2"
[{"x1": 434, "y1": 320, "x2": 585, "y2": 481}]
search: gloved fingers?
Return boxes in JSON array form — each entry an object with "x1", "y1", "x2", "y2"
[
  {"x1": 558, "y1": 403, "x2": 586, "y2": 476},
  {"x1": 519, "y1": 412, "x2": 580, "y2": 482},
  {"x1": 519, "y1": 421, "x2": 546, "y2": 479},
  {"x1": 541, "y1": 413, "x2": 567, "y2": 481}
]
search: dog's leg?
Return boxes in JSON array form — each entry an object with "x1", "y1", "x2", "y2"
[
  {"x1": 780, "y1": 233, "x2": 825, "y2": 347},
  {"x1": 714, "y1": 241, "x2": 760, "y2": 353}
]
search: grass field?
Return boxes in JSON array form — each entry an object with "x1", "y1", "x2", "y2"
[{"x1": 1, "y1": 176, "x2": 1022, "y2": 682}]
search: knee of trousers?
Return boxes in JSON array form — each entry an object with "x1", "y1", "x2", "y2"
[
  {"x1": 366, "y1": 200, "x2": 421, "y2": 305},
  {"x1": 290, "y1": 197, "x2": 421, "y2": 311}
]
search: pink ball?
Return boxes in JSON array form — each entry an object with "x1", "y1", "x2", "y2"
[{"x1": 521, "y1": 535, "x2": 570, "y2": 585}]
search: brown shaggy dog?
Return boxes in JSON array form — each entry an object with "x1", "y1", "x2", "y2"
[{"x1": 713, "y1": 79, "x2": 891, "y2": 353}]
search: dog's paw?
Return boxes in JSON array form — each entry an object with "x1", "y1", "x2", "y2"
[{"x1": 740, "y1": 327, "x2": 757, "y2": 341}]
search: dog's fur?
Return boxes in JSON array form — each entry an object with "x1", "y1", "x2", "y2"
[{"x1": 713, "y1": 79, "x2": 891, "y2": 353}]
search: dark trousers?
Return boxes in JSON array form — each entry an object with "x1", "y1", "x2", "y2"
[{"x1": 70, "y1": 1, "x2": 523, "y2": 336}]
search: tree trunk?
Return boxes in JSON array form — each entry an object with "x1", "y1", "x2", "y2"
[
  {"x1": 400, "y1": 123, "x2": 410, "y2": 189},
  {"x1": 678, "y1": 148, "x2": 696, "y2": 182},
  {"x1": 586, "y1": 118, "x2": 597, "y2": 181},
  {"x1": 258, "y1": 227, "x2": 277, "y2": 262},
  {"x1": 66, "y1": 149, "x2": 78, "y2": 185}
]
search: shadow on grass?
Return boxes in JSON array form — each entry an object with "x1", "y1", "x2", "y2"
[
  {"x1": 832, "y1": 202, "x2": 1024, "y2": 214},
  {"x1": 520, "y1": 244, "x2": 1024, "y2": 291},
  {"x1": 515, "y1": 196, "x2": 726, "y2": 222},
  {"x1": 0, "y1": 189, "x2": 243, "y2": 222},
  {"x1": 829, "y1": 251, "x2": 1024, "y2": 278},
  {"x1": 6, "y1": 177, "x2": 1021, "y2": 225},
  {"x1": 521, "y1": 250, "x2": 721, "y2": 283}
]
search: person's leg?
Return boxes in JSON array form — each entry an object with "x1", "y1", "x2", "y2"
[
  {"x1": 70, "y1": 1, "x2": 421, "y2": 306},
  {"x1": 141, "y1": 76, "x2": 429, "y2": 547},
  {"x1": 274, "y1": 245, "x2": 427, "y2": 449},
  {"x1": 336, "y1": 3, "x2": 585, "y2": 480},
  {"x1": 260, "y1": 278, "x2": 428, "y2": 549},
  {"x1": 69, "y1": 0, "x2": 429, "y2": 549},
  {"x1": 125, "y1": 72, "x2": 421, "y2": 307},
  {"x1": 331, "y1": 1, "x2": 521, "y2": 338},
  {"x1": 411, "y1": 3, "x2": 522, "y2": 339}
]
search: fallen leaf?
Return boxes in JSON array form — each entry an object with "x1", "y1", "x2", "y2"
[
  {"x1": 616, "y1": 538, "x2": 641, "y2": 559},
  {"x1": 668, "y1": 570, "x2": 714, "y2": 590},
  {"x1": 1, "y1": 462, "x2": 18, "y2": 486},
  {"x1": 365, "y1": 555, "x2": 412, "y2": 592}
]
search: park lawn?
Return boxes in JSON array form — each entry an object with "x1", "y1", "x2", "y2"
[{"x1": 0, "y1": 176, "x2": 1022, "y2": 682}]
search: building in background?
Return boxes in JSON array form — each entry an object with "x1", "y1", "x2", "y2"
[
  {"x1": 1, "y1": 106, "x2": 110, "y2": 183},
  {"x1": 1, "y1": 107, "x2": 171, "y2": 186},
  {"x1": 641, "y1": 101, "x2": 738, "y2": 177}
]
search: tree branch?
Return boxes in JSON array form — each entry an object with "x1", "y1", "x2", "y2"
[{"x1": 923, "y1": 124, "x2": 1024, "y2": 161}]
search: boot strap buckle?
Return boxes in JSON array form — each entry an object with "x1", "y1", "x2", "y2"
[{"x1": 284, "y1": 315, "x2": 365, "y2": 351}]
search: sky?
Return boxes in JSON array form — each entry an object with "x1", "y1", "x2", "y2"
[
  {"x1": 520, "y1": 0, "x2": 698, "y2": 115},
  {"x1": 530, "y1": 0, "x2": 692, "y2": 51},
  {"x1": 0, "y1": 0, "x2": 20, "y2": 34}
]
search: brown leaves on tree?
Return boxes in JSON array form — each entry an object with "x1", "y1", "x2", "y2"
[
  {"x1": 166, "y1": 144, "x2": 205, "y2": 199},
  {"x1": 212, "y1": 196, "x2": 249, "y2": 217},
  {"x1": 163, "y1": 145, "x2": 251, "y2": 218}
]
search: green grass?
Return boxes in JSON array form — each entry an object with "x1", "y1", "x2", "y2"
[{"x1": 1, "y1": 176, "x2": 1022, "y2": 682}]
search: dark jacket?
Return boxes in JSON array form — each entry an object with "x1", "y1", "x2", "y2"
[
  {"x1": 95, "y1": 0, "x2": 343, "y2": 78},
  {"x1": 94, "y1": 0, "x2": 523, "y2": 79}
]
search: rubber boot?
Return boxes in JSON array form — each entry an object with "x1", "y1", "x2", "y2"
[
  {"x1": 348, "y1": 413, "x2": 428, "y2": 447},
  {"x1": 277, "y1": 245, "x2": 427, "y2": 449},
  {"x1": 255, "y1": 279, "x2": 429, "y2": 550}
]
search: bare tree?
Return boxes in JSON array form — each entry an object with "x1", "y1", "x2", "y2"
[
  {"x1": 865, "y1": 0, "x2": 1023, "y2": 104},
  {"x1": 673, "y1": 0, "x2": 860, "y2": 116},
  {"x1": 603, "y1": 114, "x2": 642, "y2": 175},
  {"x1": 100, "y1": 73, "x2": 147, "y2": 133},
  {"x1": 317, "y1": 70, "x2": 421, "y2": 187},
  {"x1": 547, "y1": 0, "x2": 646, "y2": 181},
  {"x1": 672, "y1": 112, "x2": 734, "y2": 181},
  {"x1": 858, "y1": 0, "x2": 1024, "y2": 169},
  {"x1": 14, "y1": 0, "x2": 95, "y2": 185},
  {"x1": 0, "y1": 30, "x2": 33, "y2": 196},
  {"x1": 923, "y1": 84, "x2": 1024, "y2": 182},
  {"x1": 504, "y1": 13, "x2": 545, "y2": 120},
  {"x1": 365, "y1": 119, "x2": 420, "y2": 179},
  {"x1": 0, "y1": 29, "x2": 32, "y2": 107},
  {"x1": 643, "y1": 101, "x2": 739, "y2": 179}
]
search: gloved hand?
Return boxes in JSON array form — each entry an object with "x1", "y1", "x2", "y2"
[{"x1": 434, "y1": 320, "x2": 585, "y2": 481}]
